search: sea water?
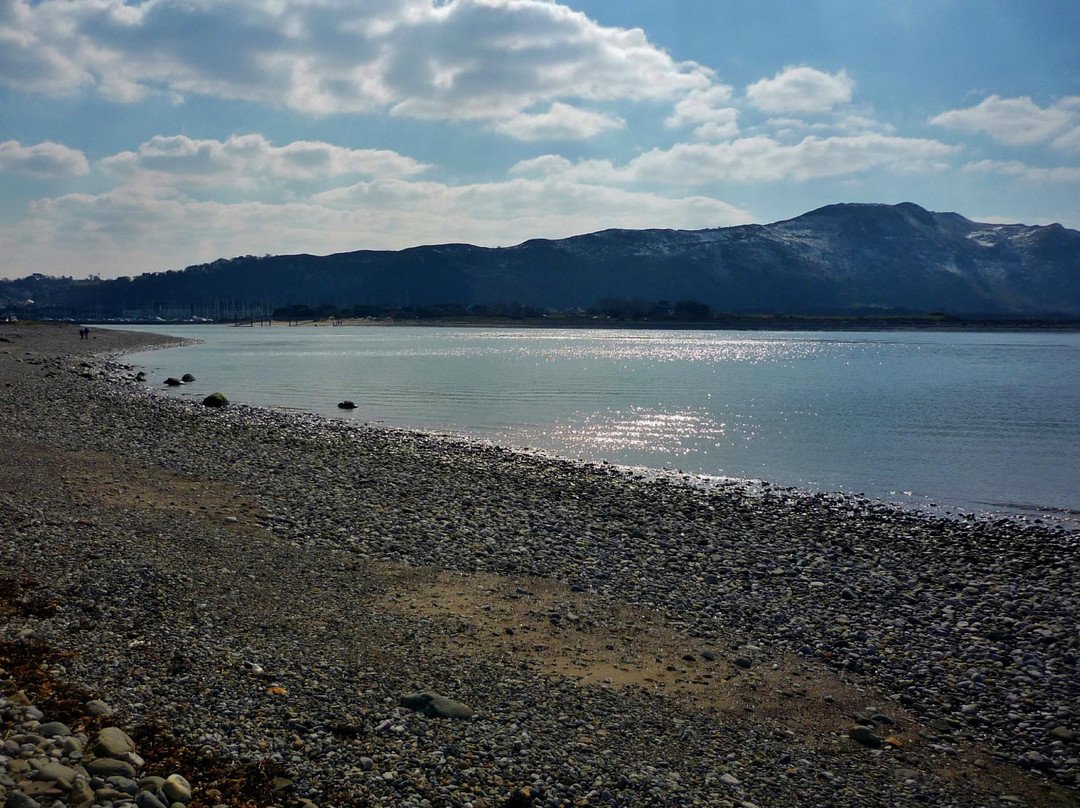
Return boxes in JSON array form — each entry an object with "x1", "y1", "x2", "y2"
[{"x1": 119, "y1": 325, "x2": 1080, "y2": 526}]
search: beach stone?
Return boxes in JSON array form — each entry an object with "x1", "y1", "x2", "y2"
[
  {"x1": 36, "y1": 721, "x2": 71, "y2": 738},
  {"x1": 84, "y1": 699, "x2": 114, "y2": 717},
  {"x1": 18, "y1": 781, "x2": 57, "y2": 797},
  {"x1": 202, "y1": 392, "x2": 228, "y2": 408},
  {"x1": 86, "y1": 757, "x2": 137, "y2": 779},
  {"x1": 91, "y1": 727, "x2": 135, "y2": 758},
  {"x1": 5, "y1": 791, "x2": 42, "y2": 808},
  {"x1": 848, "y1": 726, "x2": 883, "y2": 749},
  {"x1": 181, "y1": 373, "x2": 196, "y2": 382},
  {"x1": 8, "y1": 759, "x2": 31, "y2": 775},
  {"x1": 399, "y1": 690, "x2": 474, "y2": 720},
  {"x1": 136, "y1": 790, "x2": 169, "y2": 808},
  {"x1": 108, "y1": 775, "x2": 140, "y2": 795},
  {"x1": 733, "y1": 657, "x2": 752, "y2": 669},
  {"x1": 68, "y1": 779, "x2": 95, "y2": 805},
  {"x1": 1049, "y1": 727, "x2": 1077, "y2": 743},
  {"x1": 38, "y1": 761, "x2": 78, "y2": 783},
  {"x1": 162, "y1": 773, "x2": 192, "y2": 804}
]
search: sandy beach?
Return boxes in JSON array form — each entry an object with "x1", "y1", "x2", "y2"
[{"x1": 1, "y1": 321, "x2": 1078, "y2": 808}]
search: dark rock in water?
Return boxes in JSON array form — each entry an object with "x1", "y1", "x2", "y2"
[
  {"x1": 338, "y1": 400, "x2": 358, "y2": 410},
  {"x1": 400, "y1": 690, "x2": 474, "y2": 719},
  {"x1": 202, "y1": 392, "x2": 229, "y2": 407},
  {"x1": 181, "y1": 373, "x2": 196, "y2": 382},
  {"x1": 164, "y1": 377, "x2": 183, "y2": 386},
  {"x1": 848, "y1": 726, "x2": 883, "y2": 749},
  {"x1": 135, "y1": 371, "x2": 147, "y2": 382}
]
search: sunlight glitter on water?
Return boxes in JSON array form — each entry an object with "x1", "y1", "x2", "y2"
[
  {"x1": 540, "y1": 405, "x2": 757, "y2": 459},
  {"x1": 519, "y1": 334, "x2": 841, "y2": 365},
  {"x1": 119, "y1": 325, "x2": 1080, "y2": 523}
]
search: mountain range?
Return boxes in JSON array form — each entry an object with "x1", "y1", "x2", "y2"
[{"x1": 4, "y1": 202, "x2": 1079, "y2": 319}]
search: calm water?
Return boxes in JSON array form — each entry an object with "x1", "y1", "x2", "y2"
[{"x1": 120, "y1": 325, "x2": 1080, "y2": 525}]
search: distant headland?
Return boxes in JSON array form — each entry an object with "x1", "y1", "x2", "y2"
[{"x1": 3, "y1": 202, "x2": 1078, "y2": 324}]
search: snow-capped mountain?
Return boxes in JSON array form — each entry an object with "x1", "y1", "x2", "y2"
[{"x1": 6, "y1": 203, "x2": 1079, "y2": 317}]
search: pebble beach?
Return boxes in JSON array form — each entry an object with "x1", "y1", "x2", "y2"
[{"x1": 2, "y1": 321, "x2": 1078, "y2": 808}]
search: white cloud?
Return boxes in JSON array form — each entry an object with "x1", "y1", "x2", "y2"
[
  {"x1": 100, "y1": 134, "x2": 429, "y2": 185},
  {"x1": 313, "y1": 176, "x2": 750, "y2": 231},
  {"x1": 513, "y1": 133, "x2": 957, "y2": 185},
  {"x1": 665, "y1": 85, "x2": 739, "y2": 141},
  {"x1": 3, "y1": 172, "x2": 754, "y2": 278},
  {"x1": 690, "y1": 115, "x2": 740, "y2": 142},
  {"x1": 745, "y1": 66, "x2": 854, "y2": 114},
  {"x1": 963, "y1": 159, "x2": 1080, "y2": 183},
  {"x1": 0, "y1": 139, "x2": 89, "y2": 177},
  {"x1": 1052, "y1": 126, "x2": 1080, "y2": 152},
  {"x1": 666, "y1": 86, "x2": 733, "y2": 124},
  {"x1": 0, "y1": 0, "x2": 92, "y2": 94},
  {"x1": 493, "y1": 103, "x2": 625, "y2": 140},
  {"x1": 760, "y1": 113, "x2": 894, "y2": 139},
  {"x1": 0, "y1": 0, "x2": 711, "y2": 131},
  {"x1": 930, "y1": 95, "x2": 1080, "y2": 146}
]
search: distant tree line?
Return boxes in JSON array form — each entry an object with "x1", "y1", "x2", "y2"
[
  {"x1": 270, "y1": 301, "x2": 549, "y2": 321},
  {"x1": 589, "y1": 298, "x2": 712, "y2": 320},
  {"x1": 270, "y1": 298, "x2": 715, "y2": 323}
]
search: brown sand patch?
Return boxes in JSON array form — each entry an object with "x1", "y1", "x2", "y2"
[
  {"x1": 0, "y1": 438, "x2": 263, "y2": 535},
  {"x1": 378, "y1": 565, "x2": 1076, "y2": 807},
  {"x1": 378, "y1": 566, "x2": 898, "y2": 731}
]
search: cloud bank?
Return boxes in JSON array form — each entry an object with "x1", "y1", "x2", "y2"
[
  {"x1": 930, "y1": 95, "x2": 1080, "y2": 147},
  {"x1": 746, "y1": 67, "x2": 854, "y2": 114},
  {"x1": 0, "y1": 0, "x2": 711, "y2": 130},
  {"x1": 100, "y1": 134, "x2": 429, "y2": 185},
  {"x1": 0, "y1": 139, "x2": 89, "y2": 177}
]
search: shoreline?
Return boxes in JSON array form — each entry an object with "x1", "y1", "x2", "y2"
[
  {"x1": 2, "y1": 322, "x2": 1079, "y2": 807},
  {"x1": 88, "y1": 315, "x2": 1080, "y2": 333},
  {"x1": 118, "y1": 321, "x2": 1080, "y2": 531}
]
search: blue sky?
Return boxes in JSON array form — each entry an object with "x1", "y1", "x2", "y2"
[{"x1": 1, "y1": 0, "x2": 1078, "y2": 280}]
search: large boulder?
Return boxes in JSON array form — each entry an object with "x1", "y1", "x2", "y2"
[
  {"x1": 202, "y1": 392, "x2": 229, "y2": 408},
  {"x1": 399, "y1": 691, "x2": 474, "y2": 720},
  {"x1": 91, "y1": 726, "x2": 135, "y2": 757}
]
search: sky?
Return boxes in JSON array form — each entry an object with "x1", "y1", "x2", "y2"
[{"x1": 1, "y1": 0, "x2": 1079, "y2": 281}]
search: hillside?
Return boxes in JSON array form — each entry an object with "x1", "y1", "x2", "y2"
[{"x1": 4, "y1": 202, "x2": 1079, "y2": 319}]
